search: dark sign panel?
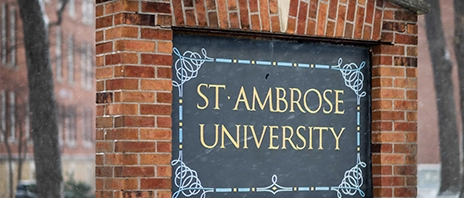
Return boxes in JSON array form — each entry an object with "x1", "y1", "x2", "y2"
[{"x1": 171, "y1": 34, "x2": 371, "y2": 198}]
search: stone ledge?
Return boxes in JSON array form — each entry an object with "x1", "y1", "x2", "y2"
[{"x1": 389, "y1": 0, "x2": 431, "y2": 14}]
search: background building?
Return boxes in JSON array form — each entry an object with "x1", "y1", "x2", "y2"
[{"x1": 0, "y1": 0, "x2": 95, "y2": 196}]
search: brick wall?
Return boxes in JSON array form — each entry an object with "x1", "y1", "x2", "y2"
[{"x1": 95, "y1": 0, "x2": 418, "y2": 197}]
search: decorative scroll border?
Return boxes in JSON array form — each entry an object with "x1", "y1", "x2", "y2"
[{"x1": 171, "y1": 47, "x2": 368, "y2": 198}]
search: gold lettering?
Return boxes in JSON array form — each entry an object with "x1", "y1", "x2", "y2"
[
  {"x1": 330, "y1": 127, "x2": 345, "y2": 150},
  {"x1": 199, "y1": 124, "x2": 218, "y2": 148},
  {"x1": 289, "y1": 88, "x2": 305, "y2": 113},
  {"x1": 268, "y1": 126, "x2": 279, "y2": 149},
  {"x1": 296, "y1": 126, "x2": 306, "y2": 150},
  {"x1": 335, "y1": 90, "x2": 345, "y2": 114},
  {"x1": 308, "y1": 127, "x2": 314, "y2": 150},
  {"x1": 275, "y1": 87, "x2": 288, "y2": 113},
  {"x1": 322, "y1": 90, "x2": 333, "y2": 114},
  {"x1": 313, "y1": 127, "x2": 328, "y2": 150},
  {"x1": 252, "y1": 87, "x2": 274, "y2": 111},
  {"x1": 250, "y1": 125, "x2": 267, "y2": 149},
  {"x1": 220, "y1": 125, "x2": 240, "y2": 148},
  {"x1": 304, "y1": 88, "x2": 322, "y2": 114},
  {"x1": 233, "y1": 86, "x2": 251, "y2": 111},
  {"x1": 282, "y1": 126, "x2": 297, "y2": 150},
  {"x1": 209, "y1": 84, "x2": 226, "y2": 110},
  {"x1": 196, "y1": 83, "x2": 209, "y2": 109},
  {"x1": 243, "y1": 125, "x2": 249, "y2": 149}
]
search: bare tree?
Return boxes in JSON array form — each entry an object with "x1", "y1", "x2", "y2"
[
  {"x1": 15, "y1": 0, "x2": 68, "y2": 196},
  {"x1": 424, "y1": 0, "x2": 461, "y2": 195}
]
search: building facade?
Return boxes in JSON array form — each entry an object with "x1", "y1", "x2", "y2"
[{"x1": 0, "y1": 0, "x2": 95, "y2": 196}]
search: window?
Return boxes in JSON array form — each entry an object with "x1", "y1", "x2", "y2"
[
  {"x1": 82, "y1": 110, "x2": 93, "y2": 147},
  {"x1": 86, "y1": 45, "x2": 93, "y2": 89},
  {"x1": 65, "y1": 107, "x2": 76, "y2": 147},
  {"x1": 0, "y1": 91, "x2": 5, "y2": 141},
  {"x1": 67, "y1": 35, "x2": 74, "y2": 84},
  {"x1": 8, "y1": 91, "x2": 15, "y2": 142},
  {"x1": 81, "y1": 0, "x2": 94, "y2": 25},
  {"x1": 9, "y1": 7, "x2": 15, "y2": 67},
  {"x1": 56, "y1": 28, "x2": 62, "y2": 81},
  {"x1": 81, "y1": 43, "x2": 87, "y2": 88},
  {"x1": 57, "y1": 106, "x2": 63, "y2": 145},
  {"x1": 1, "y1": 3, "x2": 6, "y2": 64}
]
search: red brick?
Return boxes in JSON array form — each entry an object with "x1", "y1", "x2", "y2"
[
  {"x1": 206, "y1": 0, "x2": 216, "y2": 10},
  {"x1": 238, "y1": 0, "x2": 250, "y2": 29},
  {"x1": 116, "y1": 92, "x2": 155, "y2": 103},
  {"x1": 96, "y1": 55, "x2": 104, "y2": 66},
  {"x1": 96, "y1": 30, "x2": 104, "y2": 42},
  {"x1": 96, "y1": 141, "x2": 113, "y2": 152},
  {"x1": 96, "y1": 15, "x2": 113, "y2": 29},
  {"x1": 326, "y1": 20, "x2": 335, "y2": 37},
  {"x1": 157, "y1": 14, "x2": 173, "y2": 26},
  {"x1": 105, "y1": 53, "x2": 138, "y2": 65},
  {"x1": 372, "y1": 143, "x2": 392, "y2": 153},
  {"x1": 217, "y1": 0, "x2": 228, "y2": 28},
  {"x1": 365, "y1": 0, "x2": 374, "y2": 24},
  {"x1": 157, "y1": 191, "x2": 171, "y2": 198},
  {"x1": 372, "y1": 67, "x2": 405, "y2": 77},
  {"x1": 372, "y1": 88, "x2": 405, "y2": 99},
  {"x1": 157, "y1": 92, "x2": 172, "y2": 103},
  {"x1": 229, "y1": 12, "x2": 240, "y2": 29},
  {"x1": 372, "y1": 165, "x2": 393, "y2": 175},
  {"x1": 105, "y1": 128, "x2": 139, "y2": 140},
  {"x1": 372, "y1": 9, "x2": 382, "y2": 40},
  {"x1": 114, "y1": 116, "x2": 155, "y2": 127},
  {"x1": 406, "y1": 111, "x2": 417, "y2": 121},
  {"x1": 344, "y1": 22, "x2": 353, "y2": 38},
  {"x1": 140, "y1": 154, "x2": 171, "y2": 165},
  {"x1": 196, "y1": 0, "x2": 208, "y2": 26},
  {"x1": 372, "y1": 132, "x2": 405, "y2": 142},
  {"x1": 394, "y1": 187, "x2": 416, "y2": 197},
  {"x1": 372, "y1": 121, "x2": 393, "y2": 131},
  {"x1": 105, "y1": 26, "x2": 138, "y2": 40},
  {"x1": 354, "y1": 7, "x2": 365, "y2": 39},
  {"x1": 96, "y1": 5, "x2": 104, "y2": 17},
  {"x1": 208, "y1": 12, "x2": 219, "y2": 28},
  {"x1": 373, "y1": 45, "x2": 404, "y2": 55},
  {"x1": 394, "y1": 57, "x2": 418, "y2": 67},
  {"x1": 346, "y1": 0, "x2": 356, "y2": 21},
  {"x1": 316, "y1": 2, "x2": 327, "y2": 36},
  {"x1": 251, "y1": 14, "x2": 261, "y2": 31},
  {"x1": 140, "y1": 178, "x2": 171, "y2": 189},
  {"x1": 228, "y1": 0, "x2": 238, "y2": 10},
  {"x1": 115, "y1": 141, "x2": 156, "y2": 152},
  {"x1": 105, "y1": 1, "x2": 138, "y2": 14},
  {"x1": 172, "y1": 0, "x2": 185, "y2": 25},
  {"x1": 140, "y1": 104, "x2": 171, "y2": 115},
  {"x1": 335, "y1": 5, "x2": 346, "y2": 37},
  {"x1": 394, "y1": 122, "x2": 417, "y2": 131},
  {"x1": 394, "y1": 165, "x2": 417, "y2": 175},
  {"x1": 296, "y1": 1, "x2": 308, "y2": 34},
  {"x1": 271, "y1": 15, "x2": 280, "y2": 32},
  {"x1": 158, "y1": 41, "x2": 173, "y2": 54},
  {"x1": 141, "y1": 54, "x2": 172, "y2": 66},
  {"x1": 372, "y1": 100, "x2": 393, "y2": 110},
  {"x1": 269, "y1": 0, "x2": 278, "y2": 14},
  {"x1": 157, "y1": 166, "x2": 172, "y2": 177},
  {"x1": 141, "y1": 2, "x2": 171, "y2": 13},
  {"x1": 141, "y1": 80, "x2": 172, "y2": 91},
  {"x1": 306, "y1": 19, "x2": 316, "y2": 35},
  {"x1": 372, "y1": 154, "x2": 405, "y2": 164},
  {"x1": 96, "y1": 154, "x2": 104, "y2": 165},
  {"x1": 372, "y1": 55, "x2": 393, "y2": 66},
  {"x1": 140, "y1": 129, "x2": 172, "y2": 140},
  {"x1": 115, "y1": 66, "x2": 155, "y2": 78},
  {"x1": 395, "y1": 34, "x2": 418, "y2": 45},
  {"x1": 372, "y1": 77, "x2": 393, "y2": 87},
  {"x1": 372, "y1": 111, "x2": 404, "y2": 121},
  {"x1": 114, "y1": 13, "x2": 155, "y2": 26},
  {"x1": 373, "y1": 187, "x2": 393, "y2": 197},
  {"x1": 115, "y1": 40, "x2": 156, "y2": 52},
  {"x1": 96, "y1": 167, "x2": 112, "y2": 177},
  {"x1": 96, "y1": 42, "x2": 113, "y2": 54},
  {"x1": 308, "y1": 0, "x2": 318, "y2": 18},
  {"x1": 373, "y1": 176, "x2": 405, "y2": 186},
  {"x1": 394, "y1": 144, "x2": 416, "y2": 154},
  {"x1": 259, "y1": 0, "x2": 270, "y2": 31},
  {"x1": 106, "y1": 79, "x2": 138, "y2": 90},
  {"x1": 157, "y1": 142, "x2": 172, "y2": 152},
  {"x1": 157, "y1": 117, "x2": 172, "y2": 128},
  {"x1": 96, "y1": 117, "x2": 113, "y2": 128},
  {"x1": 394, "y1": 100, "x2": 417, "y2": 110},
  {"x1": 289, "y1": 0, "x2": 298, "y2": 17},
  {"x1": 185, "y1": 9, "x2": 196, "y2": 26},
  {"x1": 114, "y1": 166, "x2": 155, "y2": 177}
]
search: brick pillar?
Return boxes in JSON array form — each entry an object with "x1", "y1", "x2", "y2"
[
  {"x1": 95, "y1": 0, "x2": 173, "y2": 197},
  {"x1": 371, "y1": 3, "x2": 418, "y2": 197}
]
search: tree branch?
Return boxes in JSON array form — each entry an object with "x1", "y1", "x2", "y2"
[{"x1": 49, "y1": 0, "x2": 69, "y2": 27}]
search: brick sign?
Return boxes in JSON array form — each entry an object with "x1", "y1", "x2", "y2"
[{"x1": 171, "y1": 34, "x2": 372, "y2": 198}]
